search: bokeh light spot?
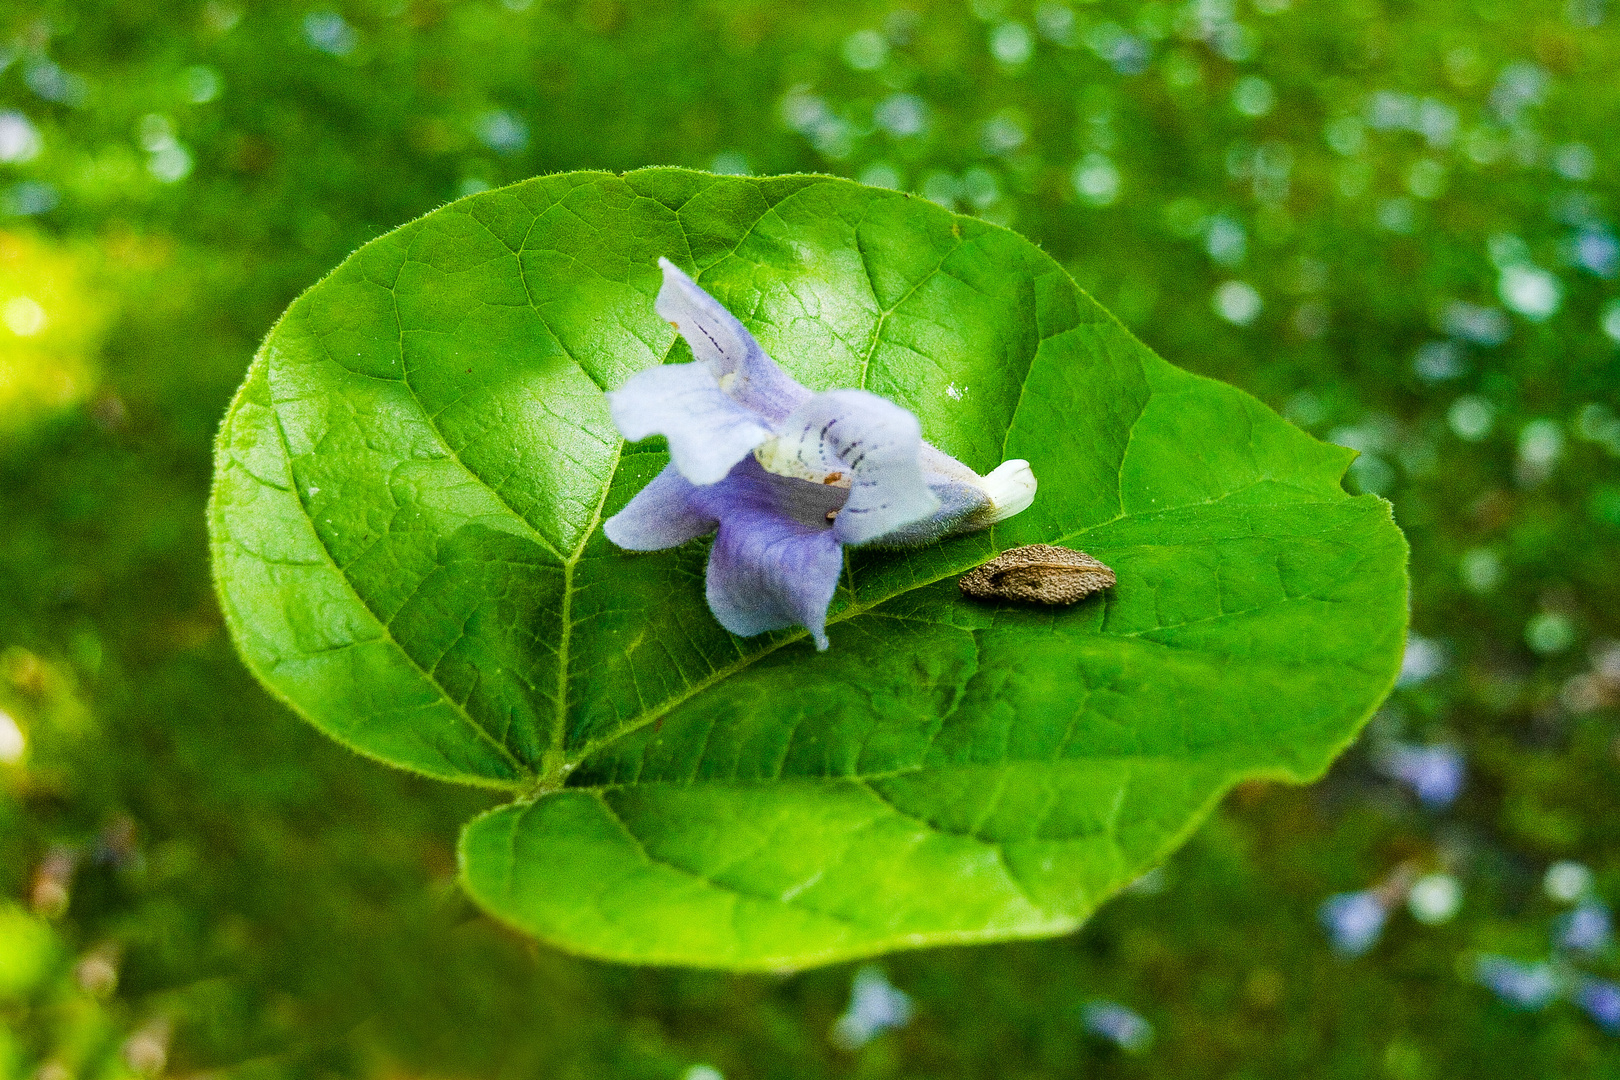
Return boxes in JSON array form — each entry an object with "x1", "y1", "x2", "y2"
[
  {"x1": 2, "y1": 297, "x2": 46, "y2": 337},
  {"x1": 1213, "y1": 280, "x2": 1261, "y2": 325}
]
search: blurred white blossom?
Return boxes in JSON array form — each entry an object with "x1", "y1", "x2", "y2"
[
  {"x1": 1213, "y1": 281, "x2": 1261, "y2": 325},
  {"x1": 1407, "y1": 874, "x2": 1463, "y2": 925},
  {"x1": 0, "y1": 112, "x2": 42, "y2": 163},
  {"x1": 1546, "y1": 861, "x2": 1596, "y2": 904}
]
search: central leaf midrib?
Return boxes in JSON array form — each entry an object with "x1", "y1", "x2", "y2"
[
  {"x1": 577, "y1": 754, "x2": 1225, "y2": 792},
  {"x1": 549, "y1": 439, "x2": 623, "y2": 772}
]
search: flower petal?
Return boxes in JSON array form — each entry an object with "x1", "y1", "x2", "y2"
[
  {"x1": 871, "y1": 456, "x2": 1038, "y2": 547},
  {"x1": 607, "y1": 361, "x2": 772, "y2": 485},
  {"x1": 601, "y1": 463, "x2": 717, "y2": 551},
  {"x1": 976, "y1": 459, "x2": 1038, "y2": 521},
  {"x1": 867, "y1": 479, "x2": 992, "y2": 547},
  {"x1": 754, "y1": 389, "x2": 940, "y2": 546},
  {"x1": 655, "y1": 257, "x2": 810, "y2": 422},
  {"x1": 694, "y1": 459, "x2": 846, "y2": 650}
]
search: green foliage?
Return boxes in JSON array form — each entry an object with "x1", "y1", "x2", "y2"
[
  {"x1": 4, "y1": 0, "x2": 1620, "y2": 1075},
  {"x1": 210, "y1": 169, "x2": 1405, "y2": 966},
  {"x1": 0, "y1": 905, "x2": 56, "y2": 1000}
]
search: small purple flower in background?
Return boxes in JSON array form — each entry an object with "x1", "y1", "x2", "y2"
[
  {"x1": 1319, "y1": 889, "x2": 1389, "y2": 957},
  {"x1": 1081, "y1": 1000, "x2": 1154, "y2": 1052},
  {"x1": 605, "y1": 259, "x2": 1038, "y2": 649},
  {"x1": 1475, "y1": 955, "x2": 1559, "y2": 1011},
  {"x1": 831, "y1": 965, "x2": 913, "y2": 1050},
  {"x1": 1572, "y1": 227, "x2": 1620, "y2": 278},
  {"x1": 1558, "y1": 901, "x2": 1613, "y2": 956},
  {"x1": 1373, "y1": 741, "x2": 1465, "y2": 808},
  {"x1": 1576, "y1": 979, "x2": 1620, "y2": 1033}
]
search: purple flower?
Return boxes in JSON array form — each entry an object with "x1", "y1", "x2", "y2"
[
  {"x1": 604, "y1": 259, "x2": 1037, "y2": 649},
  {"x1": 1319, "y1": 890, "x2": 1388, "y2": 957},
  {"x1": 1576, "y1": 978, "x2": 1620, "y2": 1033},
  {"x1": 1374, "y1": 741, "x2": 1465, "y2": 808},
  {"x1": 1573, "y1": 228, "x2": 1620, "y2": 278},
  {"x1": 1558, "y1": 901, "x2": 1613, "y2": 956},
  {"x1": 831, "y1": 965, "x2": 913, "y2": 1049},
  {"x1": 1081, "y1": 1001, "x2": 1154, "y2": 1052},
  {"x1": 1475, "y1": 954, "x2": 1559, "y2": 1011}
]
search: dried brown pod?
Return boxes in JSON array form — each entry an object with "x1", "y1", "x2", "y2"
[{"x1": 958, "y1": 544, "x2": 1116, "y2": 605}]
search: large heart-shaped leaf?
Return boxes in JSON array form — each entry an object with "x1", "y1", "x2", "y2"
[{"x1": 209, "y1": 169, "x2": 1407, "y2": 969}]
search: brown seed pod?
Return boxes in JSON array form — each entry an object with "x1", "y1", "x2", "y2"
[{"x1": 958, "y1": 544, "x2": 1116, "y2": 605}]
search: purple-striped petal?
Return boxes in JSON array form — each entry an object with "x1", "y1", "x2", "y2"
[
  {"x1": 607, "y1": 361, "x2": 771, "y2": 485},
  {"x1": 655, "y1": 257, "x2": 810, "y2": 423},
  {"x1": 693, "y1": 458, "x2": 847, "y2": 650},
  {"x1": 602, "y1": 464, "x2": 716, "y2": 551},
  {"x1": 753, "y1": 389, "x2": 940, "y2": 545}
]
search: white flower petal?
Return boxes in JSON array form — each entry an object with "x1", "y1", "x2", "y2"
[
  {"x1": 978, "y1": 459, "x2": 1037, "y2": 522},
  {"x1": 867, "y1": 452, "x2": 1036, "y2": 547},
  {"x1": 607, "y1": 362, "x2": 772, "y2": 485},
  {"x1": 655, "y1": 257, "x2": 810, "y2": 422}
]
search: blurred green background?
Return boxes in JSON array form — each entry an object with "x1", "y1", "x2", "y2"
[{"x1": 3, "y1": 0, "x2": 1619, "y2": 1076}]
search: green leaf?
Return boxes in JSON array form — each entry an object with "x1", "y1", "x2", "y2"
[
  {"x1": 0, "y1": 903, "x2": 57, "y2": 1000},
  {"x1": 209, "y1": 169, "x2": 1407, "y2": 969}
]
